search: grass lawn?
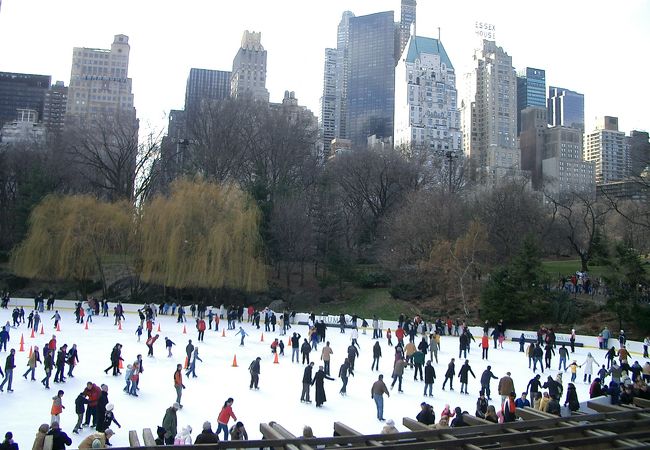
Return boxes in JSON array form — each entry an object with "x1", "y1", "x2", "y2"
[
  {"x1": 313, "y1": 288, "x2": 420, "y2": 320},
  {"x1": 542, "y1": 259, "x2": 609, "y2": 279}
]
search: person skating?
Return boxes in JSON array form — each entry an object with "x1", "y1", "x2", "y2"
[
  {"x1": 498, "y1": 372, "x2": 515, "y2": 403},
  {"x1": 321, "y1": 341, "x2": 333, "y2": 375},
  {"x1": 480, "y1": 365, "x2": 498, "y2": 400},
  {"x1": 185, "y1": 347, "x2": 203, "y2": 378},
  {"x1": 104, "y1": 344, "x2": 123, "y2": 376},
  {"x1": 72, "y1": 391, "x2": 89, "y2": 434},
  {"x1": 580, "y1": 353, "x2": 599, "y2": 383},
  {"x1": 391, "y1": 357, "x2": 407, "y2": 392},
  {"x1": 217, "y1": 398, "x2": 237, "y2": 441},
  {"x1": 235, "y1": 327, "x2": 248, "y2": 346},
  {"x1": 558, "y1": 344, "x2": 569, "y2": 371},
  {"x1": 458, "y1": 359, "x2": 476, "y2": 394},
  {"x1": 423, "y1": 360, "x2": 436, "y2": 396},
  {"x1": 347, "y1": 343, "x2": 359, "y2": 371},
  {"x1": 312, "y1": 365, "x2": 334, "y2": 407},
  {"x1": 51, "y1": 311, "x2": 61, "y2": 330},
  {"x1": 66, "y1": 344, "x2": 79, "y2": 378},
  {"x1": 480, "y1": 333, "x2": 490, "y2": 360},
  {"x1": 23, "y1": 345, "x2": 41, "y2": 381},
  {"x1": 248, "y1": 357, "x2": 261, "y2": 389},
  {"x1": 96, "y1": 403, "x2": 121, "y2": 433},
  {"x1": 301, "y1": 361, "x2": 314, "y2": 403},
  {"x1": 370, "y1": 374, "x2": 390, "y2": 421},
  {"x1": 146, "y1": 334, "x2": 159, "y2": 357},
  {"x1": 0, "y1": 348, "x2": 16, "y2": 392},
  {"x1": 41, "y1": 349, "x2": 53, "y2": 389},
  {"x1": 290, "y1": 333, "x2": 302, "y2": 363},
  {"x1": 564, "y1": 382, "x2": 580, "y2": 411},
  {"x1": 527, "y1": 374, "x2": 542, "y2": 397},
  {"x1": 442, "y1": 358, "x2": 455, "y2": 391},
  {"x1": 162, "y1": 403, "x2": 179, "y2": 445},
  {"x1": 338, "y1": 358, "x2": 353, "y2": 395},
  {"x1": 165, "y1": 337, "x2": 176, "y2": 357},
  {"x1": 301, "y1": 339, "x2": 311, "y2": 364},
  {"x1": 53, "y1": 344, "x2": 67, "y2": 383},
  {"x1": 50, "y1": 390, "x2": 65, "y2": 425},
  {"x1": 185, "y1": 340, "x2": 194, "y2": 369},
  {"x1": 173, "y1": 364, "x2": 185, "y2": 407},
  {"x1": 196, "y1": 317, "x2": 206, "y2": 342},
  {"x1": 372, "y1": 341, "x2": 382, "y2": 371}
]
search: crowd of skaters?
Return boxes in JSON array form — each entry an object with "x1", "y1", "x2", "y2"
[{"x1": 2, "y1": 293, "x2": 650, "y2": 448}]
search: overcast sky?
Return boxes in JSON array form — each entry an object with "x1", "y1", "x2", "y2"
[{"x1": 0, "y1": 0, "x2": 648, "y2": 134}]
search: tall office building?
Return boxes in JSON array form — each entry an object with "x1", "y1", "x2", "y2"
[
  {"x1": 184, "y1": 69, "x2": 231, "y2": 114},
  {"x1": 627, "y1": 130, "x2": 650, "y2": 178},
  {"x1": 320, "y1": 48, "x2": 338, "y2": 156},
  {"x1": 461, "y1": 40, "x2": 519, "y2": 184},
  {"x1": 0, "y1": 72, "x2": 50, "y2": 128},
  {"x1": 516, "y1": 67, "x2": 545, "y2": 134},
  {"x1": 230, "y1": 31, "x2": 269, "y2": 102},
  {"x1": 66, "y1": 34, "x2": 136, "y2": 123},
  {"x1": 519, "y1": 106, "x2": 548, "y2": 189},
  {"x1": 42, "y1": 81, "x2": 68, "y2": 138},
  {"x1": 398, "y1": 0, "x2": 417, "y2": 60},
  {"x1": 547, "y1": 86, "x2": 584, "y2": 131},
  {"x1": 334, "y1": 11, "x2": 355, "y2": 141},
  {"x1": 584, "y1": 116, "x2": 630, "y2": 184},
  {"x1": 542, "y1": 125, "x2": 594, "y2": 196},
  {"x1": 347, "y1": 11, "x2": 396, "y2": 147},
  {"x1": 394, "y1": 35, "x2": 460, "y2": 157}
]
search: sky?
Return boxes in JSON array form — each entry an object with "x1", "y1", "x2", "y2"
[
  {"x1": 0, "y1": 0, "x2": 648, "y2": 134},
  {"x1": 1, "y1": 298, "x2": 636, "y2": 448}
]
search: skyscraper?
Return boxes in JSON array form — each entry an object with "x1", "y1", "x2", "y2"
[
  {"x1": 42, "y1": 81, "x2": 68, "y2": 138},
  {"x1": 394, "y1": 35, "x2": 460, "y2": 157},
  {"x1": 0, "y1": 72, "x2": 50, "y2": 128},
  {"x1": 334, "y1": 11, "x2": 355, "y2": 141},
  {"x1": 461, "y1": 40, "x2": 519, "y2": 183},
  {"x1": 184, "y1": 68, "x2": 231, "y2": 114},
  {"x1": 542, "y1": 125, "x2": 594, "y2": 196},
  {"x1": 320, "y1": 48, "x2": 338, "y2": 157},
  {"x1": 65, "y1": 34, "x2": 136, "y2": 123},
  {"x1": 230, "y1": 31, "x2": 269, "y2": 102},
  {"x1": 398, "y1": 0, "x2": 417, "y2": 60},
  {"x1": 519, "y1": 106, "x2": 548, "y2": 189},
  {"x1": 347, "y1": 11, "x2": 396, "y2": 147},
  {"x1": 516, "y1": 67, "x2": 545, "y2": 135},
  {"x1": 627, "y1": 130, "x2": 650, "y2": 178},
  {"x1": 584, "y1": 116, "x2": 630, "y2": 184},
  {"x1": 547, "y1": 86, "x2": 584, "y2": 131}
]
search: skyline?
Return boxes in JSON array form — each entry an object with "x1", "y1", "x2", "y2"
[{"x1": 0, "y1": 0, "x2": 648, "y2": 135}]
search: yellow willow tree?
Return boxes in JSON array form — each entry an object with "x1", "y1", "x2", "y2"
[
  {"x1": 11, "y1": 194, "x2": 133, "y2": 297},
  {"x1": 139, "y1": 179, "x2": 267, "y2": 292}
]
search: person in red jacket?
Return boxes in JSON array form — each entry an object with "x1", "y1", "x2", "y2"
[
  {"x1": 146, "y1": 334, "x2": 159, "y2": 357},
  {"x1": 481, "y1": 334, "x2": 490, "y2": 360},
  {"x1": 395, "y1": 327, "x2": 405, "y2": 346},
  {"x1": 196, "y1": 319, "x2": 206, "y2": 342},
  {"x1": 48, "y1": 335, "x2": 57, "y2": 352},
  {"x1": 82, "y1": 382, "x2": 101, "y2": 427},
  {"x1": 145, "y1": 319, "x2": 153, "y2": 339},
  {"x1": 216, "y1": 398, "x2": 237, "y2": 441}
]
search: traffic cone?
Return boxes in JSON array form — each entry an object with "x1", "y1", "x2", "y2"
[
  {"x1": 118, "y1": 322, "x2": 122, "y2": 331},
  {"x1": 222, "y1": 329, "x2": 226, "y2": 337},
  {"x1": 19, "y1": 334, "x2": 25, "y2": 352},
  {"x1": 28, "y1": 346, "x2": 33, "y2": 358},
  {"x1": 184, "y1": 356, "x2": 189, "y2": 369},
  {"x1": 273, "y1": 352, "x2": 279, "y2": 364},
  {"x1": 84, "y1": 321, "x2": 89, "y2": 330},
  {"x1": 260, "y1": 333, "x2": 264, "y2": 342},
  {"x1": 56, "y1": 322, "x2": 61, "y2": 332},
  {"x1": 232, "y1": 355, "x2": 238, "y2": 367},
  {"x1": 30, "y1": 328, "x2": 35, "y2": 338},
  {"x1": 183, "y1": 325, "x2": 187, "y2": 334},
  {"x1": 40, "y1": 325, "x2": 44, "y2": 335},
  {"x1": 157, "y1": 324, "x2": 161, "y2": 332}
]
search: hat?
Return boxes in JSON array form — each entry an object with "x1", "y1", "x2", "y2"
[
  {"x1": 173, "y1": 402, "x2": 181, "y2": 409},
  {"x1": 104, "y1": 429, "x2": 114, "y2": 436},
  {"x1": 386, "y1": 419, "x2": 395, "y2": 426},
  {"x1": 106, "y1": 403, "x2": 114, "y2": 412}
]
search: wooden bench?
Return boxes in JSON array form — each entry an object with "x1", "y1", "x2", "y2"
[
  {"x1": 128, "y1": 430, "x2": 141, "y2": 447},
  {"x1": 141, "y1": 428, "x2": 156, "y2": 447},
  {"x1": 334, "y1": 422, "x2": 382, "y2": 446},
  {"x1": 269, "y1": 422, "x2": 314, "y2": 450}
]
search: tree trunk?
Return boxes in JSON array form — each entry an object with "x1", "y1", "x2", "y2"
[{"x1": 299, "y1": 259, "x2": 305, "y2": 287}]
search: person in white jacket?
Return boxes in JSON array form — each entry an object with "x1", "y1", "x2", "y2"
[{"x1": 580, "y1": 353, "x2": 599, "y2": 383}]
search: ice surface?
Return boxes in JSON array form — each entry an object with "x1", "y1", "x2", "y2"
[{"x1": 0, "y1": 301, "x2": 642, "y2": 448}]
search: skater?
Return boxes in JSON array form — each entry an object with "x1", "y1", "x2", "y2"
[
  {"x1": 217, "y1": 398, "x2": 237, "y2": 441},
  {"x1": 371, "y1": 374, "x2": 390, "y2": 421},
  {"x1": 0, "y1": 348, "x2": 16, "y2": 392},
  {"x1": 53, "y1": 344, "x2": 67, "y2": 383},
  {"x1": 301, "y1": 339, "x2": 311, "y2": 364},
  {"x1": 41, "y1": 349, "x2": 53, "y2": 389},
  {"x1": 196, "y1": 318, "x2": 206, "y2": 342},
  {"x1": 135, "y1": 325, "x2": 143, "y2": 342},
  {"x1": 372, "y1": 341, "x2": 382, "y2": 371},
  {"x1": 82, "y1": 382, "x2": 101, "y2": 428},
  {"x1": 312, "y1": 365, "x2": 334, "y2": 407},
  {"x1": 480, "y1": 365, "x2": 498, "y2": 400},
  {"x1": 442, "y1": 358, "x2": 455, "y2": 391},
  {"x1": 413, "y1": 348, "x2": 425, "y2": 381},
  {"x1": 173, "y1": 364, "x2": 185, "y2": 408},
  {"x1": 97, "y1": 403, "x2": 121, "y2": 433},
  {"x1": 23, "y1": 345, "x2": 41, "y2": 381},
  {"x1": 580, "y1": 353, "x2": 599, "y2": 383},
  {"x1": 50, "y1": 390, "x2": 65, "y2": 425},
  {"x1": 321, "y1": 341, "x2": 333, "y2": 375},
  {"x1": 390, "y1": 357, "x2": 407, "y2": 392},
  {"x1": 347, "y1": 343, "x2": 359, "y2": 371},
  {"x1": 51, "y1": 311, "x2": 61, "y2": 330},
  {"x1": 564, "y1": 382, "x2": 580, "y2": 411},
  {"x1": 498, "y1": 372, "x2": 515, "y2": 403},
  {"x1": 458, "y1": 360, "x2": 476, "y2": 394},
  {"x1": 165, "y1": 337, "x2": 176, "y2": 357},
  {"x1": 72, "y1": 392, "x2": 89, "y2": 434},
  {"x1": 290, "y1": 333, "x2": 302, "y2": 363},
  {"x1": 185, "y1": 348, "x2": 202, "y2": 378},
  {"x1": 423, "y1": 360, "x2": 436, "y2": 397},
  {"x1": 146, "y1": 334, "x2": 159, "y2": 357},
  {"x1": 300, "y1": 362, "x2": 314, "y2": 403},
  {"x1": 248, "y1": 357, "x2": 261, "y2": 390},
  {"x1": 481, "y1": 333, "x2": 489, "y2": 360},
  {"x1": 185, "y1": 340, "x2": 194, "y2": 369},
  {"x1": 338, "y1": 358, "x2": 352, "y2": 395},
  {"x1": 104, "y1": 344, "x2": 123, "y2": 376},
  {"x1": 66, "y1": 344, "x2": 79, "y2": 378},
  {"x1": 558, "y1": 344, "x2": 569, "y2": 371},
  {"x1": 235, "y1": 327, "x2": 248, "y2": 346}
]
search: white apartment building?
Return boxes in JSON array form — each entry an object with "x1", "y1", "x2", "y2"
[{"x1": 584, "y1": 116, "x2": 630, "y2": 184}]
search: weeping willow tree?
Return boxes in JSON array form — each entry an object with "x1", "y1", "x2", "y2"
[
  {"x1": 139, "y1": 179, "x2": 267, "y2": 292},
  {"x1": 11, "y1": 194, "x2": 133, "y2": 297}
]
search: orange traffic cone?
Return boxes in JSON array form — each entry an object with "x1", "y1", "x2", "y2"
[
  {"x1": 183, "y1": 325, "x2": 187, "y2": 334},
  {"x1": 119, "y1": 359, "x2": 123, "y2": 369},
  {"x1": 19, "y1": 334, "x2": 24, "y2": 352},
  {"x1": 28, "y1": 346, "x2": 33, "y2": 358},
  {"x1": 30, "y1": 328, "x2": 35, "y2": 338},
  {"x1": 84, "y1": 321, "x2": 89, "y2": 330},
  {"x1": 184, "y1": 356, "x2": 189, "y2": 369},
  {"x1": 260, "y1": 333, "x2": 264, "y2": 342},
  {"x1": 118, "y1": 322, "x2": 122, "y2": 331},
  {"x1": 56, "y1": 322, "x2": 61, "y2": 332},
  {"x1": 273, "y1": 352, "x2": 279, "y2": 364},
  {"x1": 40, "y1": 325, "x2": 44, "y2": 335},
  {"x1": 222, "y1": 329, "x2": 226, "y2": 337},
  {"x1": 157, "y1": 324, "x2": 161, "y2": 332},
  {"x1": 232, "y1": 355, "x2": 238, "y2": 367}
]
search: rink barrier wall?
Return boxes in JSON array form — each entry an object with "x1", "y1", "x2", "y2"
[{"x1": 3, "y1": 298, "x2": 647, "y2": 357}]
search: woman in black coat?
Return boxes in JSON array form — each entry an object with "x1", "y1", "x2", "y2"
[
  {"x1": 311, "y1": 366, "x2": 334, "y2": 407},
  {"x1": 564, "y1": 382, "x2": 580, "y2": 412}
]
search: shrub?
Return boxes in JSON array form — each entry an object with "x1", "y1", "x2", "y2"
[{"x1": 358, "y1": 271, "x2": 391, "y2": 288}]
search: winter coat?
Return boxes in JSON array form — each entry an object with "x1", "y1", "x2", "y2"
[
  {"x1": 392, "y1": 359, "x2": 407, "y2": 377},
  {"x1": 217, "y1": 405, "x2": 236, "y2": 425},
  {"x1": 162, "y1": 407, "x2": 178, "y2": 439},
  {"x1": 46, "y1": 428, "x2": 72, "y2": 450},
  {"x1": 565, "y1": 386, "x2": 579, "y2": 411},
  {"x1": 498, "y1": 376, "x2": 515, "y2": 396},
  {"x1": 581, "y1": 355, "x2": 598, "y2": 375},
  {"x1": 445, "y1": 361, "x2": 455, "y2": 378},
  {"x1": 458, "y1": 364, "x2": 475, "y2": 383},
  {"x1": 194, "y1": 430, "x2": 219, "y2": 444},
  {"x1": 312, "y1": 369, "x2": 334, "y2": 405},
  {"x1": 424, "y1": 364, "x2": 436, "y2": 383},
  {"x1": 373, "y1": 343, "x2": 382, "y2": 358},
  {"x1": 480, "y1": 369, "x2": 497, "y2": 386},
  {"x1": 75, "y1": 394, "x2": 89, "y2": 414},
  {"x1": 302, "y1": 365, "x2": 313, "y2": 384},
  {"x1": 78, "y1": 433, "x2": 108, "y2": 449}
]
